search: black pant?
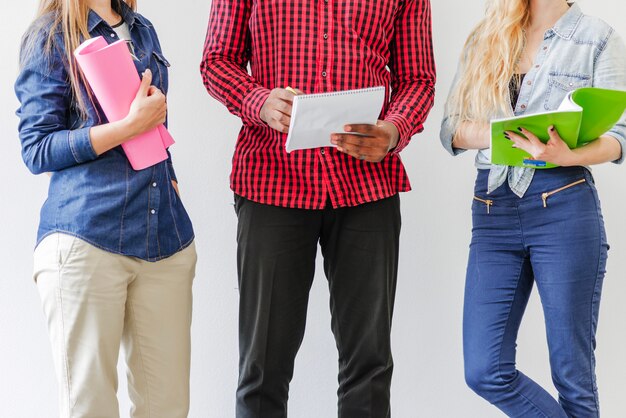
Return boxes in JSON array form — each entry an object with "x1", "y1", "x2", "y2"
[{"x1": 234, "y1": 194, "x2": 401, "y2": 418}]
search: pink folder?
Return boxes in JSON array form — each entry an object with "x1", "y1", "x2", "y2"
[{"x1": 74, "y1": 36, "x2": 175, "y2": 170}]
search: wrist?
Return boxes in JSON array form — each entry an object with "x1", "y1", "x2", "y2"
[
  {"x1": 259, "y1": 105, "x2": 268, "y2": 125},
  {"x1": 564, "y1": 148, "x2": 584, "y2": 167},
  {"x1": 119, "y1": 116, "x2": 138, "y2": 140},
  {"x1": 381, "y1": 120, "x2": 400, "y2": 151},
  {"x1": 89, "y1": 118, "x2": 135, "y2": 156},
  {"x1": 389, "y1": 132, "x2": 399, "y2": 151}
]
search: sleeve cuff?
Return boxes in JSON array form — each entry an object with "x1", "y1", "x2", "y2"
[
  {"x1": 384, "y1": 114, "x2": 419, "y2": 154},
  {"x1": 241, "y1": 86, "x2": 272, "y2": 127},
  {"x1": 608, "y1": 131, "x2": 626, "y2": 165},
  {"x1": 440, "y1": 117, "x2": 467, "y2": 157},
  {"x1": 442, "y1": 136, "x2": 468, "y2": 157},
  {"x1": 68, "y1": 127, "x2": 98, "y2": 164}
]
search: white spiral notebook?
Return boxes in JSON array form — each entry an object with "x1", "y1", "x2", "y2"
[{"x1": 285, "y1": 86, "x2": 386, "y2": 153}]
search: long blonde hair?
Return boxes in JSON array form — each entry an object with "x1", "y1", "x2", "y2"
[
  {"x1": 21, "y1": 0, "x2": 137, "y2": 118},
  {"x1": 447, "y1": 0, "x2": 530, "y2": 126}
]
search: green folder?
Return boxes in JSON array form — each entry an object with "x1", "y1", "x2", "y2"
[{"x1": 490, "y1": 87, "x2": 626, "y2": 168}]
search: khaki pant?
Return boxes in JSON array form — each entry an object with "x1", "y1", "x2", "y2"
[{"x1": 34, "y1": 233, "x2": 197, "y2": 418}]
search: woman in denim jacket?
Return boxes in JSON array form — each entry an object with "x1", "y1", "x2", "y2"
[
  {"x1": 15, "y1": 1, "x2": 195, "y2": 416},
  {"x1": 440, "y1": 1, "x2": 626, "y2": 417}
]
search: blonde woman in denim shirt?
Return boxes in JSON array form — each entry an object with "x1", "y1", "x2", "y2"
[
  {"x1": 440, "y1": 1, "x2": 626, "y2": 417},
  {"x1": 15, "y1": 1, "x2": 195, "y2": 416}
]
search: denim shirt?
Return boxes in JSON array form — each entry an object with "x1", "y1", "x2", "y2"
[
  {"x1": 15, "y1": 3, "x2": 194, "y2": 261},
  {"x1": 440, "y1": 3, "x2": 626, "y2": 197}
]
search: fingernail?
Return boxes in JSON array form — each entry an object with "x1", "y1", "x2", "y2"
[
  {"x1": 550, "y1": 126, "x2": 555, "y2": 132},
  {"x1": 504, "y1": 132, "x2": 510, "y2": 139},
  {"x1": 517, "y1": 127, "x2": 523, "y2": 132},
  {"x1": 344, "y1": 125, "x2": 352, "y2": 132}
]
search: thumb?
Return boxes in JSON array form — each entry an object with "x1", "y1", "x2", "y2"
[{"x1": 138, "y1": 69, "x2": 152, "y2": 96}]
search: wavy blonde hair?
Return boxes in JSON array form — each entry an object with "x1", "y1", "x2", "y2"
[
  {"x1": 447, "y1": 0, "x2": 531, "y2": 126},
  {"x1": 21, "y1": 0, "x2": 137, "y2": 118}
]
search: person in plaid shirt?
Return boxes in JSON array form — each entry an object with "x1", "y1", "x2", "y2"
[{"x1": 201, "y1": 1, "x2": 435, "y2": 416}]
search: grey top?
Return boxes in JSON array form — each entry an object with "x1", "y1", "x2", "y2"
[{"x1": 440, "y1": 3, "x2": 626, "y2": 197}]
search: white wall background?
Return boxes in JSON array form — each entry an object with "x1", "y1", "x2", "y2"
[{"x1": 1, "y1": 1, "x2": 624, "y2": 417}]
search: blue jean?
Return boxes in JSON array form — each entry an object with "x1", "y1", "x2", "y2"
[{"x1": 464, "y1": 167, "x2": 608, "y2": 417}]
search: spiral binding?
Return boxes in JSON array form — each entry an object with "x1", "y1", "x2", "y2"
[{"x1": 295, "y1": 86, "x2": 385, "y2": 100}]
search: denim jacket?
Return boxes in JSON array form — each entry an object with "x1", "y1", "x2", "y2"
[
  {"x1": 15, "y1": 3, "x2": 194, "y2": 261},
  {"x1": 440, "y1": 3, "x2": 626, "y2": 197}
]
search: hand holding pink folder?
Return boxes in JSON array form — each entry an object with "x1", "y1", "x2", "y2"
[{"x1": 74, "y1": 36, "x2": 174, "y2": 170}]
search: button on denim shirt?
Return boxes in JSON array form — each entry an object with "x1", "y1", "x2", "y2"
[
  {"x1": 440, "y1": 3, "x2": 626, "y2": 197},
  {"x1": 15, "y1": 4, "x2": 194, "y2": 261}
]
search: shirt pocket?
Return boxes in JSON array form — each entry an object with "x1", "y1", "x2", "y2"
[
  {"x1": 340, "y1": 0, "x2": 400, "y2": 46},
  {"x1": 543, "y1": 72, "x2": 591, "y2": 111}
]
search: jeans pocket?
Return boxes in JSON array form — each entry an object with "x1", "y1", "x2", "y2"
[
  {"x1": 540, "y1": 178, "x2": 587, "y2": 208},
  {"x1": 473, "y1": 196, "x2": 493, "y2": 214},
  {"x1": 56, "y1": 234, "x2": 79, "y2": 269},
  {"x1": 33, "y1": 233, "x2": 79, "y2": 283},
  {"x1": 233, "y1": 193, "x2": 244, "y2": 216},
  {"x1": 33, "y1": 234, "x2": 60, "y2": 283}
]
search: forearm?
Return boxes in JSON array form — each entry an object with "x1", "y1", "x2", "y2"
[
  {"x1": 568, "y1": 135, "x2": 622, "y2": 166},
  {"x1": 200, "y1": 56, "x2": 269, "y2": 125},
  {"x1": 452, "y1": 121, "x2": 490, "y2": 150},
  {"x1": 200, "y1": 0, "x2": 270, "y2": 126},
  {"x1": 89, "y1": 118, "x2": 139, "y2": 156}
]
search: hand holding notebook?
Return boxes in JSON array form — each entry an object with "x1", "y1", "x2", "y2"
[
  {"x1": 285, "y1": 86, "x2": 385, "y2": 152},
  {"x1": 74, "y1": 36, "x2": 175, "y2": 170},
  {"x1": 490, "y1": 87, "x2": 626, "y2": 168}
]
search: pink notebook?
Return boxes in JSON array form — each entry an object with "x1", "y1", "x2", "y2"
[{"x1": 74, "y1": 36, "x2": 175, "y2": 170}]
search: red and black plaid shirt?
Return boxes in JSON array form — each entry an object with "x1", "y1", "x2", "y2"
[{"x1": 201, "y1": 0, "x2": 436, "y2": 209}]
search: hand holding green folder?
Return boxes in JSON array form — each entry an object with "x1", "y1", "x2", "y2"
[{"x1": 490, "y1": 87, "x2": 626, "y2": 168}]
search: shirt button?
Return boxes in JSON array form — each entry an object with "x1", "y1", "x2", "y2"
[
  {"x1": 110, "y1": 33, "x2": 116, "y2": 38},
  {"x1": 322, "y1": 71, "x2": 327, "y2": 77},
  {"x1": 323, "y1": 33, "x2": 328, "y2": 40},
  {"x1": 526, "y1": 80, "x2": 532, "y2": 85},
  {"x1": 150, "y1": 209, "x2": 156, "y2": 215},
  {"x1": 321, "y1": 148, "x2": 325, "y2": 155},
  {"x1": 520, "y1": 104, "x2": 527, "y2": 110},
  {"x1": 152, "y1": 182, "x2": 157, "y2": 188},
  {"x1": 535, "y1": 64, "x2": 540, "y2": 68},
  {"x1": 543, "y1": 46, "x2": 548, "y2": 50}
]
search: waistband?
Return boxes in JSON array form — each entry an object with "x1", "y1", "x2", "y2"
[{"x1": 475, "y1": 166, "x2": 593, "y2": 202}]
